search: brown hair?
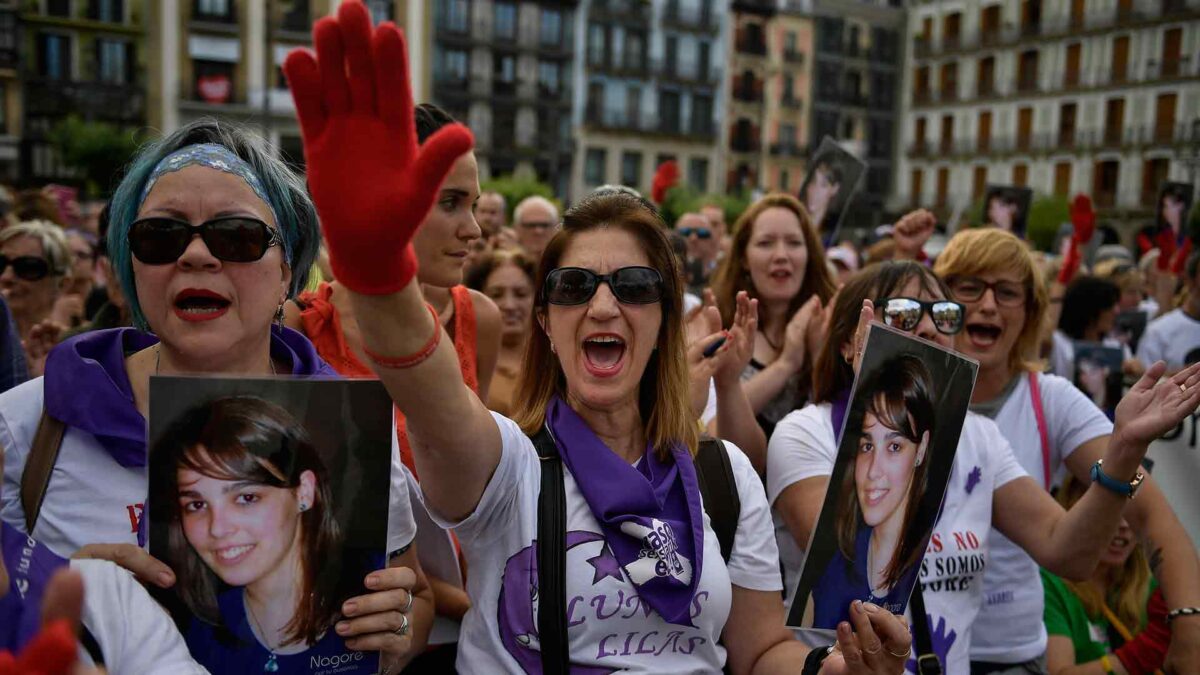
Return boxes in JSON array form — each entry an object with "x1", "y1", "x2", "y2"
[
  {"x1": 1056, "y1": 475, "x2": 1151, "y2": 633},
  {"x1": 150, "y1": 397, "x2": 342, "y2": 647},
  {"x1": 934, "y1": 228, "x2": 1047, "y2": 373},
  {"x1": 465, "y1": 248, "x2": 537, "y2": 292},
  {"x1": 835, "y1": 353, "x2": 936, "y2": 589},
  {"x1": 812, "y1": 261, "x2": 952, "y2": 403},
  {"x1": 511, "y1": 191, "x2": 698, "y2": 457},
  {"x1": 710, "y1": 193, "x2": 836, "y2": 328}
]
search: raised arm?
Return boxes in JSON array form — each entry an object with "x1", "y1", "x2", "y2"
[
  {"x1": 994, "y1": 362, "x2": 1200, "y2": 583},
  {"x1": 283, "y1": 3, "x2": 499, "y2": 520}
]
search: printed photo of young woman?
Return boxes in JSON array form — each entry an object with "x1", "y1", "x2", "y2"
[
  {"x1": 798, "y1": 136, "x2": 866, "y2": 247},
  {"x1": 787, "y1": 325, "x2": 977, "y2": 632},
  {"x1": 148, "y1": 378, "x2": 393, "y2": 675}
]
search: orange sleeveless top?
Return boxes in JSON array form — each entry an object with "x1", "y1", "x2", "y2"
[{"x1": 298, "y1": 282, "x2": 479, "y2": 478}]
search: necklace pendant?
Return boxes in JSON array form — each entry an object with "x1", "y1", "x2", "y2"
[{"x1": 264, "y1": 653, "x2": 279, "y2": 673}]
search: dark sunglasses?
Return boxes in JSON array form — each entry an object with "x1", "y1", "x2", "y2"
[
  {"x1": 878, "y1": 297, "x2": 965, "y2": 335},
  {"x1": 0, "y1": 255, "x2": 52, "y2": 281},
  {"x1": 679, "y1": 227, "x2": 712, "y2": 240},
  {"x1": 543, "y1": 266, "x2": 665, "y2": 306},
  {"x1": 128, "y1": 216, "x2": 283, "y2": 265}
]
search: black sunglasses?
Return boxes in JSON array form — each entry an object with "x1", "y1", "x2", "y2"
[
  {"x1": 678, "y1": 227, "x2": 712, "y2": 240},
  {"x1": 543, "y1": 266, "x2": 665, "y2": 306},
  {"x1": 877, "y1": 297, "x2": 965, "y2": 335},
  {"x1": 0, "y1": 255, "x2": 52, "y2": 282},
  {"x1": 128, "y1": 216, "x2": 283, "y2": 265}
]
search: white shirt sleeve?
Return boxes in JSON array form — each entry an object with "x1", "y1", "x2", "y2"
[
  {"x1": 424, "y1": 412, "x2": 536, "y2": 547},
  {"x1": 973, "y1": 416, "x2": 1028, "y2": 489},
  {"x1": 387, "y1": 426, "x2": 417, "y2": 554},
  {"x1": 1136, "y1": 317, "x2": 1168, "y2": 365},
  {"x1": 1039, "y1": 374, "x2": 1113, "y2": 461},
  {"x1": 700, "y1": 378, "x2": 717, "y2": 427},
  {"x1": 73, "y1": 559, "x2": 210, "y2": 675},
  {"x1": 765, "y1": 404, "x2": 837, "y2": 506},
  {"x1": 723, "y1": 441, "x2": 783, "y2": 592}
]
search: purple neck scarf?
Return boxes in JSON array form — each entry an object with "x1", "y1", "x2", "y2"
[
  {"x1": 831, "y1": 388, "x2": 852, "y2": 445},
  {"x1": 0, "y1": 522, "x2": 68, "y2": 652},
  {"x1": 546, "y1": 397, "x2": 705, "y2": 627}
]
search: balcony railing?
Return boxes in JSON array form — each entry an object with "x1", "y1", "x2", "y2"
[
  {"x1": 907, "y1": 123, "x2": 1200, "y2": 161},
  {"x1": 732, "y1": 79, "x2": 763, "y2": 103},
  {"x1": 730, "y1": 135, "x2": 760, "y2": 153},
  {"x1": 651, "y1": 58, "x2": 720, "y2": 85},
  {"x1": 783, "y1": 49, "x2": 804, "y2": 64},
  {"x1": 736, "y1": 36, "x2": 768, "y2": 56},
  {"x1": 662, "y1": 1, "x2": 719, "y2": 33},
  {"x1": 590, "y1": 0, "x2": 651, "y2": 24},
  {"x1": 584, "y1": 104, "x2": 714, "y2": 140},
  {"x1": 769, "y1": 141, "x2": 807, "y2": 158},
  {"x1": 24, "y1": 78, "x2": 144, "y2": 123},
  {"x1": 192, "y1": 0, "x2": 237, "y2": 24},
  {"x1": 781, "y1": 94, "x2": 802, "y2": 110}
]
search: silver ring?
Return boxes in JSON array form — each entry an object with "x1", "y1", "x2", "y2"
[
  {"x1": 1181, "y1": 383, "x2": 1188, "y2": 394},
  {"x1": 887, "y1": 644, "x2": 912, "y2": 658},
  {"x1": 400, "y1": 589, "x2": 414, "y2": 614},
  {"x1": 394, "y1": 612, "x2": 409, "y2": 637}
]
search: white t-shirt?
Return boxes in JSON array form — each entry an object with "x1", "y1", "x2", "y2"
[
  {"x1": 425, "y1": 412, "x2": 781, "y2": 674},
  {"x1": 969, "y1": 372, "x2": 1112, "y2": 662},
  {"x1": 73, "y1": 559, "x2": 209, "y2": 674},
  {"x1": 766, "y1": 403, "x2": 1027, "y2": 675},
  {"x1": 0, "y1": 378, "x2": 417, "y2": 558},
  {"x1": 1137, "y1": 308, "x2": 1200, "y2": 369}
]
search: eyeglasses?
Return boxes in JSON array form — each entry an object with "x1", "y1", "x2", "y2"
[
  {"x1": 0, "y1": 255, "x2": 53, "y2": 282},
  {"x1": 679, "y1": 227, "x2": 712, "y2": 240},
  {"x1": 877, "y1": 297, "x2": 965, "y2": 335},
  {"x1": 128, "y1": 216, "x2": 283, "y2": 265},
  {"x1": 543, "y1": 266, "x2": 665, "y2": 306},
  {"x1": 946, "y1": 276, "x2": 1027, "y2": 308},
  {"x1": 519, "y1": 220, "x2": 556, "y2": 231}
]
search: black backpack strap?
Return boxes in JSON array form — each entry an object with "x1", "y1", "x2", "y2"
[
  {"x1": 909, "y1": 582, "x2": 943, "y2": 675},
  {"x1": 693, "y1": 438, "x2": 741, "y2": 563},
  {"x1": 530, "y1": 426, "x2": 570, "y2": 675},
  {"x1": 79, "y1": 626, "x2": 105, "y2": 667}
]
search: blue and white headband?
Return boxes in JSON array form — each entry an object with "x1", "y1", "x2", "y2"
[{"x1": 139, "y1": 142, "x2": 292, "y2": 242}]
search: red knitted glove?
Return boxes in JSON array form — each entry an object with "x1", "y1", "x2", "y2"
[
  {"x1": 0, "y1": 620, "x2": 78, "y2": 675},
  {"x1": 283, "y1": 1, "x2": 474, "y2": 295},
  {"x1": 1070, "y1": 194, "x2": 1096, "y2": 245},
  {"x1": 1114, "y1": 587, "x2": 1171, "y2": 675},
  {"x1": 1058, "y1": 237, "x2": 1082, "y2": 284}
]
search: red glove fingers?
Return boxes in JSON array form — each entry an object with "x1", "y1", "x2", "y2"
[
  {"x1": 283, "y1": 1, "x2": 474, "y2": 296},
  {"x1": 1155, "y1": 229, "x2": 1176, "y2": 272},
  {"x1": 0, "y1": 621, "x2": 78, "y2": 675},
  {"x1": 1171, "y1": 238, "x2": 1192, "y2": 276}
]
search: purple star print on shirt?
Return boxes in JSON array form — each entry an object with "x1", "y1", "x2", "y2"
[
  {"x1": 587, "y1": 544, "x2": 625, "y2": 585},
  {"x1": 965, "y1": 466, "x2": 982, "y2": 494}
]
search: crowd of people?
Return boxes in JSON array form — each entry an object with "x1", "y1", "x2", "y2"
[{"x1": 0, "y1": 3, "x2": 1198, "y2": 675}]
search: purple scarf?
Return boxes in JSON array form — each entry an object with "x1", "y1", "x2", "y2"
[
  {"x1": 0, "y1": 522, "x2": 68, "y2": 652},
  {"x1": 546, "y1": 397, "x2": 705, "y2": 627},
  {"x1": 831, "y1": 388, "x2": 852, "y2": 445}
]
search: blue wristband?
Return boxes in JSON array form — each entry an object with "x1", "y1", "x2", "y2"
[{"x1": 1090, "y1": 459, "x2": 1144, "y2": 499}]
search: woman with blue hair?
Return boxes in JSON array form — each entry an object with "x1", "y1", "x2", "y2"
[{"x1": 0, "y1": 119, "x2": 431, "y2": 673}]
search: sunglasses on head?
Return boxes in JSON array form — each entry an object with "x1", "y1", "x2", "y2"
[
  {"x1": 543, "y1": 266, "x2": 665, "y2": 306},
  {"x1": 877, "y1": 297, "x2": 965, "y2": 335},
  {"x1": 679, "y1": 227, "x2": 712, "y2": 240},
  {"x1": 128, "y1": 216, "x2": 282, "y2": 265},
  {"x1": 0, "y1": 255, "x2": 53, "y2": 282}
]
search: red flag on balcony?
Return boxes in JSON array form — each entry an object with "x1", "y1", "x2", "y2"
[{"x1": 650, "y1": 159, "x2": 680, "y2": 204}]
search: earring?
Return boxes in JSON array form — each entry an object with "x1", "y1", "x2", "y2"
[
  {"x1": 550, "y1": 341, "x2": 556, "y2": 354},
  {"x1": 275, "y1": 302, "x2": 285, "y2": 328},
  {"x1": 298, "y1": 502, "x2": 308, "y2": 512}
]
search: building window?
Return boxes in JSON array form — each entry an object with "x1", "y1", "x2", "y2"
[
  {"x1": 435, "y1": 46, "x2": 468, "y2": 84},
  {"x1": 194, "y1": 0, "x2": 233, "y2": 21},
  {"x1": 89, "y1": 0, "x2": 124, "y2": 22},
  {"x1": 587, "y1": 23, "x2": 608, "y2": 66},
  {"x1": 96, "y1": 39, "x2": 129, "y2": 84},
  {"x1": 494, "y1": 54, "x2": 515, "y2": 95},
  {"x1": 437, "y1": 0, "x2": 469, "y2": 34},
  {"x1": 537, "y1": 60, "x2": 560, "y2": 96},
  {"x1": 364, "y1": 0, "x2": 393, "y2": 23},
  {"x1": 910, "y1": 168, "x2": 923, "y2": 206},
  {"x1": 783, "y1": 74, "x2": 795, "y2": 101},
  {"x1": 1054, "y1": 162, "x2": 1071, "y2": 196},
  {"x1": 1142, "y1": 158, "x2": 1170, "y2": 206},
  {"x1": 624, "y1": 31, "x2": 646, "y2": 71},
  {"x1": 973, "y1": 166, "x2": 987, "y2": 199},
  {"x1": 692, "y1": 94, "x2": 713, "y2": 136},
  {"x1": 689, "y1": 157, "x2": 709, "y2": 190},
  {"x1": 780, "y1": 168, "x2": 790, "y2": 192},
  {"x1": 36, "y1": 33, "x2": 70, "y2": 80},
  {"x1": 539, "y1": 8, "x2": 563, "y2": 46},
  {"x1": 660, "y1": 90, "x2": 681, "y2": 132},
  {"x1": 1012, "y1": 163, "x2": 1028, "y2": 187},
  {"x1": 697, "y1": 41, "x2": 711, "y2": 81},
  {"x1": 193, "y1": 59, "x2": 234, "y2": 104},
  {"x1": 621, "y1": 151, "x2": 642, "y2": 188},
  {"x1": 0, "y1": 83, "x2": 7, "y2": 134},
  {"x1": 625, "y1": 85, "x2": 641, "y2": 127},
  {"x1": 584, "y1": 148, "x2": 607, "y2": 186},
  {"x1": 47, "y1": 0, "x2": 70, "y2": 17},
  {"x1": 1093, "y1": 160, "x2": 1120, "y2": 208},
  {"x1": 785, "y1": 31, "x2": 797, "y2": 54},
  {"x1": 494, "y1": 2, "x2": 516, "y2": 40}
]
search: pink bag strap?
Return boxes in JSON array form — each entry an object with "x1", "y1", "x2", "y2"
[{"x1": 1028, "y1": 371, "x2": 1052, "y2": 491}]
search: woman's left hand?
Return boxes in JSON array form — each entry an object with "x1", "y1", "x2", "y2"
[
  {"x1": 820, "y1": 600, "x2": 912, "y2": 674},
  {"x1": 336, "y1": 566, "x2": 417, "y2": 664},
  {"x1": 1112, "y1": 360, "x2": 1200, "y2": 451}
]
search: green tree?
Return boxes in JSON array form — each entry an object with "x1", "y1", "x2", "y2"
[
  {"x1": 481, "y1": 174, "x2": 559, "y2": 221},
  {"x1": 48, "y1": 115, "x2": 142, "y2": 198},
  {"x1": 1026, "y1": 194, "x2": 1070, "y2": 252}
]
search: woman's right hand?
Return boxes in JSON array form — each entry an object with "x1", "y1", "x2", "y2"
[
  {"x1": 779, "y1": 295, "x2": 823, "y2": 371},
  {"x1": 282, "y1": 1, "x2": 473, "y2": 295},
  {"x1": 1111, "y1": 360, "x2": 1200, "y2": 455},
  {"x1": 71, "y1": 543, "x2": 175, "y2": 589},
  {"x1": 820, "y1": 600, "x2": 912, "y2": 674}
]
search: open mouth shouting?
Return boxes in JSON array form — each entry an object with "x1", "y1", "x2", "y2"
[
  {"x1": 767, "y1": 268, "x2": 793, "y2": 284},
  {"x1": 964, "y1": 321, "x2": 1003, "y2": 350},
  {"x1": 582, "y1": 333, "x2": 626, "y2": 378},
  {"x1": 174, "y1": 288, "x2": 232, "y2": 322}
]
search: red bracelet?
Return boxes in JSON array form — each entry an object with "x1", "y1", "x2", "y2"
[{"x1": 362, "y1": 303, "x2": 442, "y2": 369}]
